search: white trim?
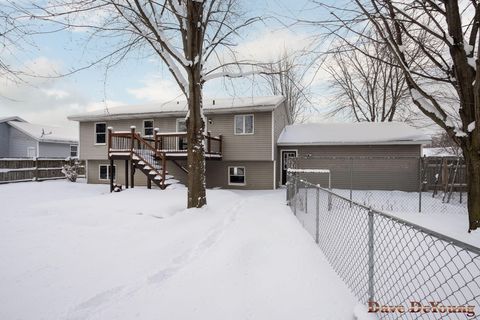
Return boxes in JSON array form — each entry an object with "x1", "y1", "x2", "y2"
[
  {"x1": 94, "y1": 122, "x2": 107, "y2": 145},
  {"x1": 233, "y1": 114, "x2": 254, "y2": 135},
  {"x1": 271, "y1": 110, "x2": 274, "y2": 161},
  {"x1": 98, "y1": 164, "x2": 116, "y2": 181},
  {"x1": 273, "y1": 160, "x2": 276, "y2": 189},
  {"x1": 228, "y1": 166, "x2": 246, "y2": 186},
  {"x1": 36, "y1": 141, "x2": 39, "y2": 158},
  {"x1": 86, "y1": 160, "x2": 89, "y2": 182},
  {"x1": 280, "y1": 149, "x2": 298, "y2": 185},
  {"x1": 277, "y1": 141, "x2": 431, "y2": 146},
  {"x1": 142, "y1": 119, "x2": 154, "y2": 137},
  {"x1": 176, "y1": 118, "x2": 187, "y2": 132}
]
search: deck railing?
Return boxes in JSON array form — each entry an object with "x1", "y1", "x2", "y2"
[{"x1": 108, "y1": 127, "x2": 222, "y2": 157}]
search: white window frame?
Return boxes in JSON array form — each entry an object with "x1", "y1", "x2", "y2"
[
  {"x1": 98, "y1": 164, "x2": 116, "y2": 181},
  {"x1": 143, "y1": 119, "x2": 154, "y2": 137},
  {"x1": 94, "y1": 122, "x2": 107, "y2": 145},
  {"x1": 234, "y1": 114, "x2": 254, "y2": 135},
  {"x1": 228, "y1": 166, "x2": 246, "y2": 186},
  {"x1": 176, "y1": 118, "x2": 187, "y2": 132},
  {"x1": 70, "y1": 145, "x2": 78, "y2": 158}
]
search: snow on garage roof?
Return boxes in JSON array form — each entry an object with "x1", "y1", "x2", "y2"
[
  {"x1": 68, "y1": 96, "x2": 286, "y2": 121},
  {"x1": 8, "y1": 121, "x2": 78, "y2": 144},
  {"x1": 277, "y1": 122, "x2": 431, "y2": 146}
]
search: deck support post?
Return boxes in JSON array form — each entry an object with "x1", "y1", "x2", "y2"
[
  {"x1": 147, "y1": 176, "x2": 151, "y2": 189},
  {"x1": 131, "y1": 162, "x2": 135, "y2": 188},
  {"x1": 109, "y1": 158, "x2": 114, "y2": 193},
  {"x1": 125, "y1": 159, "x2": 129, "y2": 188}
]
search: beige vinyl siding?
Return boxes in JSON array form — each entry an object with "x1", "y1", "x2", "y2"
[
  {"x1": 280, "y1": 144, "x2": 422, "y2": 191},
  {"x1": 273, "y1": 102, "x2": 291, "y2": 186},
  {"x1": 79, "y1": 118, "x2": 181, "y2": 160},
  {"x1": 206, "y1": 112, "x2": 272, "y2": 161},
  {"x1": 206, "y1": 161, "x2": 274, "y2": 189}
]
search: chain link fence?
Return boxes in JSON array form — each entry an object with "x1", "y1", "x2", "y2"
[
  {"x1": 288, "y1": 156, "x2": 467, "y2": 215},
  {"x1": 286, "y1": 174, "x2": 480, "y2": 319}
]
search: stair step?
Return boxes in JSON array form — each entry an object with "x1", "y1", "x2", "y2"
[
  {"x1": 154, "y1": 174, "x2": 174, "y2": 180},
  {"x1": 149, "y1": 170, "x2": 158, "y2": 175},
  {"x1": 137, "y1": 161, "x2": 145, "y2": 165}
]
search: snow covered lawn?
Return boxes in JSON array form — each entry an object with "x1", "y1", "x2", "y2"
[{"x1": 0, "y1": 180, "x2": 357, "y2": 320}]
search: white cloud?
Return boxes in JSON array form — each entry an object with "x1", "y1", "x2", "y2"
[
  {"x1": 0, "y1": 57, "x2": 125, "y2": 128},
  {"x1": 127, "y1": 76, "x2": 184, "y2": 102}
]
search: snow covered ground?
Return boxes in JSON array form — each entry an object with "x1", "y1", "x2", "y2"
[{"x1": 0, "y1": 180, "x2": 358, "y2": 320}]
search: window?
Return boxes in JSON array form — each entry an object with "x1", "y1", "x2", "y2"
[
  {"x1": 95, "y1": 122, "x2": 106, "y2": 144},
  {"x1": 143, "y1": 120, "x2": 154, "y2": 137},
  {"x1": 234, "y1": 114, "x2": 254, "y2": 135},
  {"x1": 99, "y1": 164, "x2": 116, "y2": 180},
  {"x1": 70, "y1": 145, "x2": 78, "y2": 157},
  {"x1": 176, "y1": 118, "x2": 187, "y2": 132},
  {"x1": 228, "y1": 166, "x2": 246, "y2": 185}
]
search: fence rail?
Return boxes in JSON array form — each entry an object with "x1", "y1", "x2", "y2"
[
  {"x1": 0, "y1": 158, "x2": 85, "y2": 183},
  {"x1": 287, "y1": 174, "x2": 480, "y2": 319}
]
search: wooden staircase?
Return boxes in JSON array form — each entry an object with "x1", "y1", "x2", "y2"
[{"x1": 108, "y1": 127, "x2": 179, "y2": 190}]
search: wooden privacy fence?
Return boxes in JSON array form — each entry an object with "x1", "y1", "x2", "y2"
[
  {"x1": 0, "y1": 158, "x2": 85, "y2": 183},
  {"x1": 421, "y1": 156, "x2": 467, "y2": 192}
]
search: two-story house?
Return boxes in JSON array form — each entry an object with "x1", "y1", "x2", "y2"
[{"x1": 68, "y1": 96, "x2": 291, "y2": 190}]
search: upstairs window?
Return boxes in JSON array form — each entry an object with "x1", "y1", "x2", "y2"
[
  {"x1": 95, "y1": 122, "x2": 106, "y2": 144},
  {"x1": 70, "y1": 145, "x2": 78, "y2": 157},
  {"x1": 234, "y1": 114, "x2": 254, "y2": 135},
  {"x1": 143, "y1": 120, "x2": 154, "y2": 137},
  {"x1": 228, "y1": 166, "x2": 246, "y2": 185}
]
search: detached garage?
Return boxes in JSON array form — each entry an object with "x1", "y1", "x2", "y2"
[{"x1": 277, "y1": 122, "x2": 431, "y2": 191}]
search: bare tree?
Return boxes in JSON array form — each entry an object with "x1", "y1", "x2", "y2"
[
  {"x1": 263, "y1": 52, "x2": 312, "y2": 123},
  {"x1": 28, "y1": 0, "x2": 261, "y2": 208},
  {"x1": 312, "y1": 0, "x2": 480, "y2": 231},
  {"x1": 325, "y1": 38, "x2": 412, "y2": 122}
]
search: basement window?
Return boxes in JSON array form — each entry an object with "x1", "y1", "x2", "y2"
[
  {"x1": 99, "y1": 164, "x2": 116, "y2": 180},
  {"x1": 228, "y1": 166, "x2": 246, "y2": 185}
]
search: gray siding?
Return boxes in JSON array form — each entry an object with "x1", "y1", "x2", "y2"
[
  {"x1": 79, "y1": 111, "x2": 275, "y2": 161},
  {"x1": 206, "y1": 112, "x2": 272, "y2": 161},
  {"x1": 88, "y1": 159, "x2": 274, "y2": 190},
  {"x1": 8, "y1": 126, "x2": 37, "y2": 158},
  {"x1": 279, "y1": 144, "x2": 422, "y2": 192},
  {"x1": 206, "y1": 161, "x2": 274, "y2": 189},
  {"x1": 39, "y1": 142, "x2": 73, "y2": 158},
  {"x1": 273, "y1": 102, "x2": 290, "y2": 187},
  {"x1": 0, "y1": 123, "x2": 9, "y2": 157}
]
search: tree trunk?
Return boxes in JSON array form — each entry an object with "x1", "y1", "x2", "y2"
[
  {"x1": 186, "y1": 0, "x2": 207, "y2": 208},
  {"x1": 464, "y1": 147, "x2": 480, "y2": 232}
]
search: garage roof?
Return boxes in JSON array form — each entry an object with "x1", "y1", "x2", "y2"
[{"x1": 277, "y1": 122, "x2": 431, "y2": 146}]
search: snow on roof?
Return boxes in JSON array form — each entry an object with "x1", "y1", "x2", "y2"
[
  {"x1": 422, "y1": 147, "x2": 462, "y2": 157},
  {"x1": 0, "y1": 116, "x2": 26, "y2": 124},
  {"x1": 277, "y1": 122, "x2": 431, "y2": 146},
  {"x1": 8, "y1": 121, "x2": 78, "y2": 144},
  {"x1": 68, "y1": 96, "x2": 285, "y2": 121}
]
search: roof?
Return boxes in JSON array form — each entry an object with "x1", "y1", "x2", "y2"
[
  {"x1": 67, "y1": 96, "x2": 286, "y2": 121},
  {"x1": 422, "y1": 147, "x2": 462, "y2": 157},
  {"x1": 0, "y1": 116, "x2": 26, "y2": 124},
  {"x1": 8, "y1": 121, "x2": 78, "y2": 144},
  {"x1": 277, "y1": 122, "x2": 431, "y2": 146}
]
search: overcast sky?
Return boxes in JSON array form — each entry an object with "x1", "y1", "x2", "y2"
[{"x1": 0, "y1": 0, "x2": 334, "y2": 129}]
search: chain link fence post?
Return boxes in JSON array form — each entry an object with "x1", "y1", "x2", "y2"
[
  {"x1": 418, "y1": 157, "x2": 422, "y2": 213},
  {"x1": 316, "y1": 187, "x2": 320, "y2": 244},
  {"x1": 368, "y1": 208, "x2": 375, "y2": 302}
]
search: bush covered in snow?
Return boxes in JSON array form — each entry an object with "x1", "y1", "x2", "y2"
[{"x1": 62, "y1": 161, "x2": 80, "y2": 182}]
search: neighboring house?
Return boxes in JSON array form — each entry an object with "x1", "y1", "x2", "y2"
[
  {"x1": 0, "y1": 117, "x2": 79, "y2": 158},
  {"x1": 67, "y1": 96, "x2": 291, "y2": 189},
  {"x1": 68, "y1": 98, "x2": 430, "y2": 191},
  {"x1": 277, "y1": 122, "x2": 431, "y2": 191}
]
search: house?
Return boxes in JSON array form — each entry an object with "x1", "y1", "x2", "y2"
[
  {"x1": 67, "y1": 96, "x2": 291, "y2": 189},
  {"x1": 68, "y1": 97, "x2": 430, "y2": 191},
  {"x1": 0, "y1": 117, "x2": 79, "y2": 158},
  {"x1": 277, "y1": 122, "x2": 431, "y2": 191}
]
